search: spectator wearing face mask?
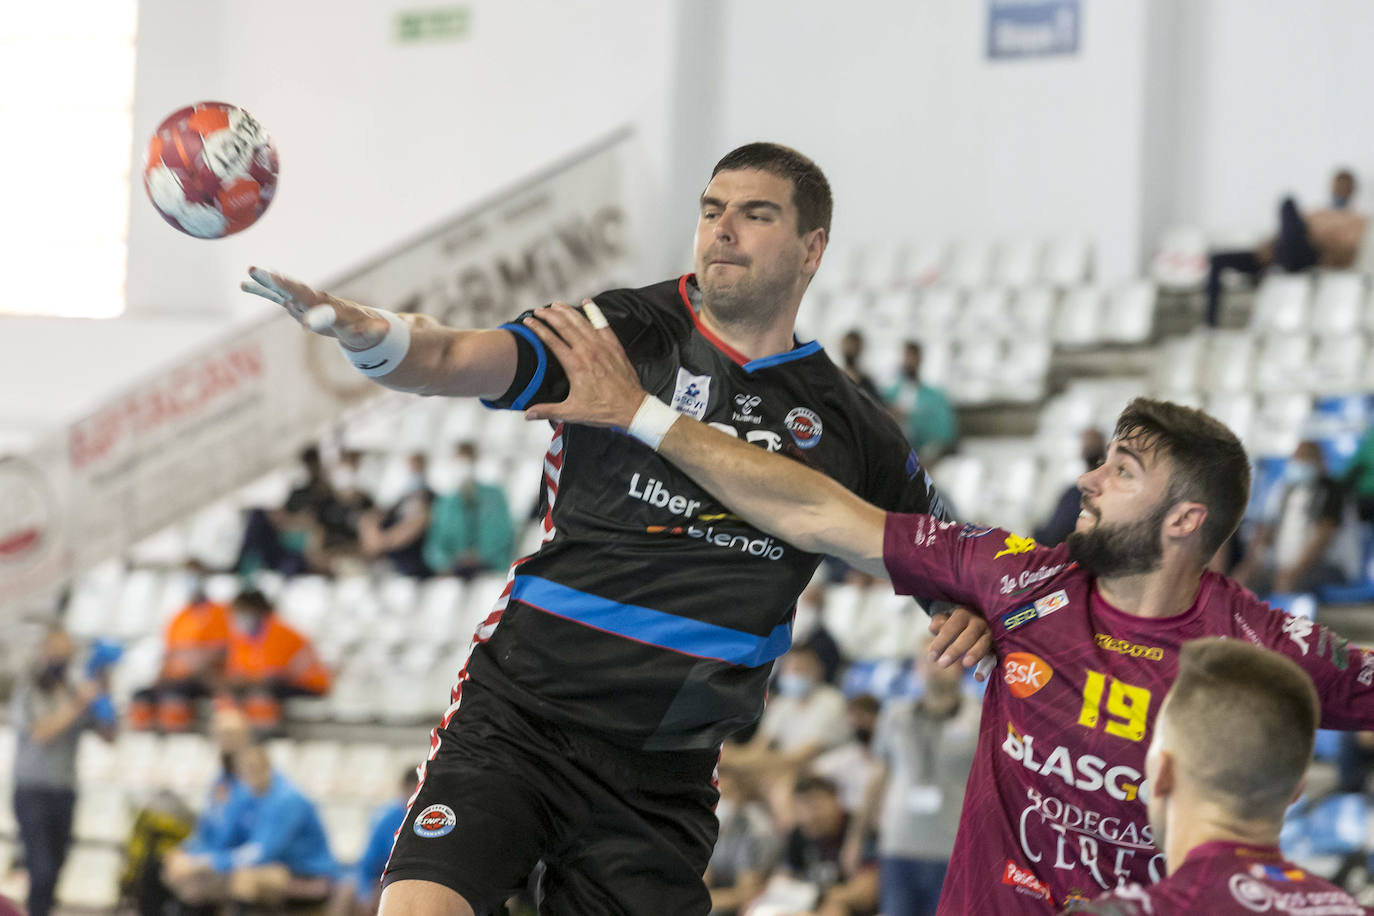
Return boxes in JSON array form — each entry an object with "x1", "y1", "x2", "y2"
[
  {"x1": 1234, "y1": 441, "x2": 1359, "y2": 595},
  {"x1": 705, "y1": 766, "x2": 778, "y2": 916},
  {"x1": 315, "y1": 450, "x2": 375, "y2": 569},
  {"x1": 839, "y1": 330, "x2": 881, "y2": 401},
  {"x1": 1034, "y1": 429, "x2": 1107, "y2": 547},
  {"x1": 10, "y1": 627, "x2": 119, "y2": 916},
  {"x1": 235, "y1": 446, "x2": 336, "y2": 576},
  {"x1": 358, "y1": 452, "x2": 434, "y2": 578},
  {"x1": 727, "y1": 647, "x2": 849, "y2": 780},
  {"x1": 811, "y1": 695, "x2": 882, "y2": 814},
  {"x1": 846, "y1": 657, "x2": 977, "y2": 916},
  {"x1": 423, "y1": 441, "x2": 517, "y2": 580},
  {"x1": 778, "y1": 776, "x2": 880, "y2": 916},
  {"x1": 222, "y1": 589, "x2": 332, "y2": 732},
  {"x1": 129, "y1": 565, "x2": 229, "y2": 732}
]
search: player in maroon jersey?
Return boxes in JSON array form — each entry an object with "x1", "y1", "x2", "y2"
[
  {"x1": 1061, "y1": 638, "x2": 1366, "y2": 916},
  {"x1": 520, "y1": 304, "x2": 1374, "y2": 914}
]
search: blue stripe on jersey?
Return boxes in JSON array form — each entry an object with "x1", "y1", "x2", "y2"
[
  {"x1": 510, "y1": 575, "x2": 793, "y2": 667},
  {"x1": 743, "y1": 339, "x2": 823, "y2": 373},
  {"x1": 483, "y1": 322, "x2": 548, "y2": 411}
]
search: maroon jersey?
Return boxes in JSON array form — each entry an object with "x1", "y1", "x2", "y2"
[
  {"x1": 1069, "y1": 842, "x2": 1368, "y2": 915},
  {"x1": 882, "y1": 515, "x2": 1374, "y2": 915}
]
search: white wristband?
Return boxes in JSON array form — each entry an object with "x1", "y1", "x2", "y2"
[
  {"x1": 340, "y1": 309, "x2": 411, "y2": 377},
  {"x1": 627, "y1": 396, "x2": 682, "y2": 450}
]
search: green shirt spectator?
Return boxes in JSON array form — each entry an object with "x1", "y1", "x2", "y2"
[{"x1": 884, "y1": 341, "x2": 957, "y2": 460}]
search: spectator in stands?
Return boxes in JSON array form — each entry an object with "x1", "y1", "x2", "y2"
[
  {"x1": 1342, "y1": 422, "x2": 1374, "y2": 523},
  {"x1": 1234, "y1": 440, "x2": 1357, "y2": 594},
  {"x1": 849, "y1": 657, "x2": 977, "y2": 916},
  {"x1": 222, "y1": 589, "x2": 332, "y2": 732},
  {"x1": 811, "y1": 694, "x2": 882, "y2": 814},
  {"x1": 163, "y1": 743, "x2": 337, "y2": 909},
  {"x1": 705, "y1": 765, "x2": 777, "y2": 916},
  {"x1": 792, "y1": 582, "x2": 844, "y2": 686},
  {"x1": 317, "y1": 449, "x2": 375, "y2": 570},
  {"x1": 779, "y1": 775, "x2": 879, "y2": 916},
  {"x1": 1204, "y1": 168, "x2": 1367, "y2": 326},
  {"x1": 839, "y1": 330, "x2": 881, "y2": 400},
  {"x1": 423, "y1": 441, "x2": 517, "y2": 580},
  {"x1": 10, "y1": 627, "x2": 118, "y2": 916},
  {"x1": 1034, "y1": 428, "x2": 1107, "y2": 546},
  {"x1": 359, "y1": 451, "x2": 435, "y2": 577},
  {"x1": 236, "y1": 445, "x2": 338, "y2": 576},
  {"x1": 883, "y1": 341, "x2": 956, "y2": 462},
  {"x1": 728, "y1": 646, "x2": 849, "y2": 779},
  {"x1": 129, "y1": 568, "x2": 229, "y2": 732},
  {"x1": 331, "y1": 767, "x2": 419, "y2": 916}
]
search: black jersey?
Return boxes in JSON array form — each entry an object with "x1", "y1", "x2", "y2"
[{"x1": 466, "y1": 275, "x2": 949, "y2": 750}]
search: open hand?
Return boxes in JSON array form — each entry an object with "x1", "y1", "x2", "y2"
[
  {"x1": 240, "y1": 266, "x2": 388, "y2": 350},
  {"x1": 521, "y1": 302, "x2": 647, "y2": 429}
]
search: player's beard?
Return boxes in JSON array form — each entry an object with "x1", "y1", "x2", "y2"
[
  {"x1": 698, "y1": 249, "x2": 800, "y2": 334},
  {"x1": 1066, "y1": 495, "x2": 1172, "y2": 578}
]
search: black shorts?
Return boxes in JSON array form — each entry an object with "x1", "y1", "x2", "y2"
[{"x1": 383, "y1": 679, "x2": 720, "y2": 915}]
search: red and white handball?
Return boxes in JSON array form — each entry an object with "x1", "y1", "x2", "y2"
[{"x1": 143, "y1": 101, "x2": 278, "y2": 238}]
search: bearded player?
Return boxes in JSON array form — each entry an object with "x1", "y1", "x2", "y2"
[
  {"x1": 241, "y1": 143, "x2": 991, "y2": 916},
  {"x1": 520, "y1": 302, "x2": 1374, "y2": 914},
  {"x1": 1061, "y1": 638, "x2": 1366, "y2": 916}
]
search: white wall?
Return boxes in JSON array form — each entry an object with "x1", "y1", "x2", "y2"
[
  {"x1": 1167, "y1": 0, "x2": 1374, "y2": 236},
  {"x1": 125, "y1": 0, "x2": 677, "y2": 317},
  {"x1": 711, "y1": 0, "x2": 1150, "y2": 281}
]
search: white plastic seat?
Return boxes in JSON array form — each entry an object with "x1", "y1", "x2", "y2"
[
  {"x1": 1010, "y1": 286, "x2": 1057, "y2": 335},
  {"x1": 822, "y1": 291, "x2": 871, "y2": 343},
  {"x1": 1199, "y1": 333, "x2": 1255, "y2": 393},
  {"x1": 899, "y1": 240, "x2": 947, "y2": 288},
  {"x1": 814, "y1": 246, "x2": 863, "y2": 294},
  {"x1": 1251, "y1": 394, "x2": 1313, "y2": 458},
  {"x1": 930, "y1": 454, "x2": 986, "y2": 522},
  {"x1": 1253, "y1": 335, "x2": 1313, "y2": 393},
  {"x1": 127, "y1": 525, "x2": 190, "y2": 568},
  {"x1": 945, "y1": 241, "x2": 994, "y2": 289},
  {"x1": 1042, "y1": 238, "x2": 1092, "y2": 287},
  {"x1": 1052, "y1": 288, "x2": 1104, "y2": 346},
  {"x1": 1311, "y1": 272, "x2": 1366, "y2": 335},
  {"x1": 948, "y1": 339, "x2": 1003, "y2": 405},
  {"x1": 1101, "y1": 281, "x2": 1156, "y2": 344},
  {"x1": 66, "y1": 561, "x2": 126, "y2": 640},
  {"x1": 858, "y1": 244, "x2": 906, "y2": 291},
  {"x1": 1251, "y1": 274, "x2": 1311, "y2": 334},
  {"x1": 55, "y1": 845, "x2": 122, "y2": 910},
  {"x1": 994, "y1": 239, "x2": 1042, "y2": 287},
  {"x1": 1307, "y1": 336, "x2": 1368, "y2": 395},
  {"x1": 956, "y1": 287, "x2": 1011, "y2": 338},
  {"x1": 320, "y1": 800, "x2": 374, "y2": 864},
  {"x1": 114, "y1": 569, "x2": 164, "y2": 640},
  {"x1": 1002, "y1": 339, "x2": 1051, "y2": 403},
  {"x1": 278, "y1": 575, "x2": 332, "y2": 636},
  {"x1": 1150, "y1": 226, "x2": 1208, "y2": 290},
  {"x1": 915, "y1": 286, "x2": 962, "y2": 333},
  {"x1": 1202, "y1": 393, "x2": 1257, "y2": 449},
  {"x1": 1151, "y1": 334, "x2": 1207, "y2": 394}
]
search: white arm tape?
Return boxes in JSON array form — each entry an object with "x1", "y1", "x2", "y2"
[
  {"x1": 340, "y1": 309, "x2": 411, "y2": 378},
  {"x1": 627, "y1": 395, "x2": 682, "y2": 451}
]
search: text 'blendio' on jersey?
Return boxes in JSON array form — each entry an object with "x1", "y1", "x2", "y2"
[
  {"x1": 467, "y1": 275, "x2": 948, "y2": 750},
  {"x1": 880, "y1": 514, "x2": 1374, "y2": 915}
]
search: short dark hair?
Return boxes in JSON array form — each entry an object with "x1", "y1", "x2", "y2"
[
  {"x1": 1334, "y1": 168, "x2": 1357, "y2": 187},
  {"x1": 232, "y1": 588, "x2": 273, "y2": 615},
  {"x1": 793, "y1": 774, "x2": 839, "y2": 798},
  {"x1": 1112, "y1": 398, "x2": 1250, "y2": 559},
  {"x1": 1166, "y1": 638, "x2": 1318, "y2": 821},
  {"x1": 848, "y1": 694, "x2": 881, "y2": 716},
  {"x1": 710, "y1": 142, "x2": 833, "y2": 237}
]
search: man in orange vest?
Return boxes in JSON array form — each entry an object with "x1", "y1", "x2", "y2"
[
  {"x1": 129, "y1": 574, "x2": 231, "y2": 732},
  {"x1": 222, "y1": 589, "x2": 331, "y2": 732}
]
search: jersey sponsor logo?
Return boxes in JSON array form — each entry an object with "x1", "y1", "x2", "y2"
[
  {"x1": 646, "y1": 523, "x2": 786, "y2": 561},
  {"x1": 1002, "y1": 860, "x2": 1052, "y2": 901},
  {"x1": 628, "y1": 473, "x2": 704, "y2": 518},
  {"x1": 784, "y1": 407, "x2": 823, "y2": 449},
  {"x1": 1000, "y1": 565, "x2": 1069, "y2": 596},
  {"x1": 732, "y1": 393, "x2": 763, "y2": 425},
  {"x1": 1002, "y1": 723, "x2": 1148, "y2": 803},
  {"x1": 672, "y1": 368, "x2": 712, "y2": 420},
  {"x1": 1093, "y1": 634, "x2": 1164, "y2": 662},
  {"x1": 1018, "y1": 785, "x2": 1165, "y2": 894},
  {"x1": 413, "y1": 804, "x2": 457, "y2": 838},
  {"x1": 1283, "y1": 615, "x2": 1314, "y2": 655},
  {"x1": 1000, "y1": 604, "x2": 1039, "y2": 632},
  {"x1": 1251, "y1": 864, "x2": 1306, "y2": 882},
  {"x1": 959, "y1": 524, "x2": 995, "y2": 539},
  {"x1": 1005, "y1": 652, "x2": 1054, "y2": 698},
  {"x1": 708, "y1": 422, "x2": 785, "y2": 452},
  {"x1": 1358, "y1": 653, "x2": 1374, "y2": 687},
  {"x1": 995, "y1": 533, "x2": 1038, "y2": 558},
  {"x1": 1035, "y1": 589, "x2": 1070, "y2": 616}
]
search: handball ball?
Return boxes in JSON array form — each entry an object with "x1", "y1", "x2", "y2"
[{"x1": 143, "y1": 101, "x2": 278, "y2": 239}]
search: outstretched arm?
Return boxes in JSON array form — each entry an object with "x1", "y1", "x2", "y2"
[
  {"x1": 241, "y1": 267, "x2": 517, "y2": 398},
  {"x1": 522, "y1": 303, "x2": 886, "y2": 576}
]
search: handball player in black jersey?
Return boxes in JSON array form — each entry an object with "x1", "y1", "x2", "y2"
[{"x1": 240, "y1": 143, "x2": 992, "y2": 916}]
